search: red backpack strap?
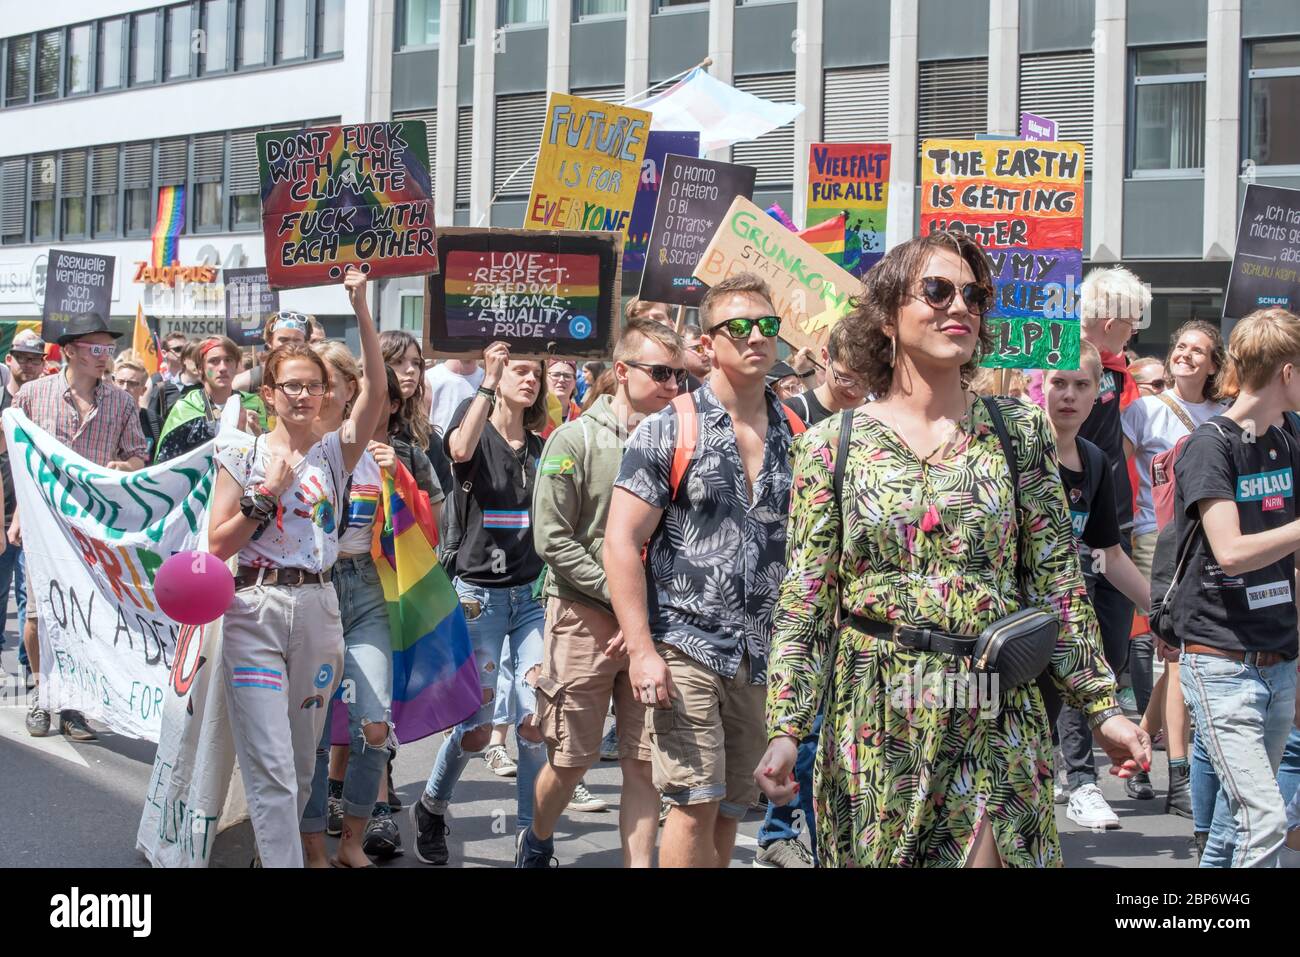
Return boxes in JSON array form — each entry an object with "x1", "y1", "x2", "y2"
[
  {"x1": 668, "y1": 392, "x2": 698, "y2": 501},
  {"x1": 783, "y1": 404, "x2": 807, "y2": 435}
]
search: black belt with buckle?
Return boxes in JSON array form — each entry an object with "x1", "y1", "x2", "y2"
[
  {"x1": 847, "y1": 614, "x2": 977, "y2": 658},
  {"x1": 235, "y1": 566, "x2": 331, "y2": 589}
]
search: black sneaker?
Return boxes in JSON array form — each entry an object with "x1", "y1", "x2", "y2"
[
  {"x1": 59, "y1": 710, "x2": 98, "y2": 742},
  {"x1": 326, "y1": 780, "x2": 344, "y2": 837},
  {"x1": 363, "y1": 803, "x2": 403, "y2": 859},
  {"x1": 25, "y1": 703, "x2": 50, "y2": 737},
  {"x1": 1124, "y1": 770, "x2": 1155, "y2": 801},
  {"x1": 410, "y1": 802, "x2": 449, "y2": 865},
  {"x1": 514, "y1": 827, "x2": 555, "y2": 868}
]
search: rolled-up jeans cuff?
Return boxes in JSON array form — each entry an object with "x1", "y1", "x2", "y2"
[
  {"x1": 718, "y1": 800, "x2": 750, "y2": 820},
  {"x1": 660, "y1": 783, "x2": 725, "y2": 807},
  {"x1": 300, "y1": 815, "x2": 327, "y2": 835}
]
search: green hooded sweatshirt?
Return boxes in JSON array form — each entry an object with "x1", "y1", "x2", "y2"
[{"x1": 531, "y1": 393, "x2": 628, "y2": 614}]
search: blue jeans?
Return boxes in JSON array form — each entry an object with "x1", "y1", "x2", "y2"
[
  {"x1": 1194, "y1": 726, "x2": 1300, "y2": 867},
  {"x1": 302, "y1": 556, "x2": 395, "y2": 832},
  {"x1": 1181, "y1": 653, "x2": 1297, "y2": 868},
  {"x1": 424, "y1": 579, "x2": 545, "y2": 832},
  {"x1": 757, "y1": 711, "x2": 821, "y2": 862},
  {"x1": 0, "y1": 545, "x2": 25, "y2": 655}
]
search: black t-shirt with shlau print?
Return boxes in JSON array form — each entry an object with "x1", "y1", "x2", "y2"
[
  {"x1": 1172, "y1": 415, "x2": 1300, "y2": 657},
  {"x1": 1059, "y1": 436, "x2": 1122, "y2": 553}
]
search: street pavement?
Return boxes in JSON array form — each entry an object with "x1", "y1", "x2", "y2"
[{"x1": 0, "y1": 638, "x2": 1200, "y2": 868}]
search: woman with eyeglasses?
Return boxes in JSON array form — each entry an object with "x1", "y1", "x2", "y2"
[
  {"x1": 207, "y1": 267, "x2": 385, "y2": 868},
  {"x1": 411, "y1": 340, "x2": 552, "y2": 866},
  {"x1": 543, "y1": 360, "x2": 583, "y2": 437},
  {"x1": 756, "y1": 232, "x2": 1149, "y2": 867},
  {"x1": 155, "y1": 336, "x2": 267, "y2": 462}
]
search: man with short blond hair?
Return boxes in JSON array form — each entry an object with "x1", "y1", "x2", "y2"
[{"x1": 625, "y1": 299, "x2": 673, "y2": 328}]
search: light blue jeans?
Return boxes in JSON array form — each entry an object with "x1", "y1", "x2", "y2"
[
  {"x1": 423, "y1": 579, "x2": 545, "y2": 832},
  {"x1": 301, "y1": 555, "x2": 395, "y2": 831},
  {"x1": 1180, "y1": 652, "x2": 1297, "y2": 868},
  {"x1": 1197, "y1": 726, "x2": 1300, "y2": 867}
]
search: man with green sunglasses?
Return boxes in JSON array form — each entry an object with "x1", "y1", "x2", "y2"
[{"x1": 606, "y1": 271, "x2": 798, "y2": 868}]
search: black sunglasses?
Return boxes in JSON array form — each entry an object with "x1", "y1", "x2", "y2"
[
  {"x1": 625, "y1": 361, "x2": 688, "y2": 389},
  {"x1": 707, "y1": 315, "x2": 782, "y2": 340},
  {"x1": 910, "y1": 276, "x2": 994, "y2": 316}
]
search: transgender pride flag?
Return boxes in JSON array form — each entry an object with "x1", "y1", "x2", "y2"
[{"x1": 331, "y1": 462, "x2": 479, "y2": 745}]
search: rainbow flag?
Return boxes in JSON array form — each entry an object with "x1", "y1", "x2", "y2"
[
  {"x1": 798, "y1": 212, "x2": 847, "y2": 266},
  {"x1": 151, "y1": 185, "x2": 185, "y2": 269},
  {"x1": 331, "y1": 462, "x2": 479, "y2": 746},
  {"x1": 764, "y1": 203, "x2": 798, "y2": 232}
]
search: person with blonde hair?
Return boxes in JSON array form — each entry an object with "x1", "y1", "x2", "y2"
[
  {"x1": 1168, "y1": 307, "x2": 1300, "y2": 867},
  {"x1": 624, "y1": 299, "x2": 673, "y2": 328},
  {"x1": 1130, "y1": 356, "x2": 1167, "y2": 397}
]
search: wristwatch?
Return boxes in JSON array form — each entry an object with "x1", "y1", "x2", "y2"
[{"x1": 1087, "y1": 705, "x2": 1124, "y2": 730}]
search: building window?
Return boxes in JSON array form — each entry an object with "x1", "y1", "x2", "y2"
[
  {"x1": 578, "y1": 0, "x2": 626, "y2": 16},
  {"x1": 60, "y1": 150, "x2": 88, "y2": 239},
  {"x1": 401, "y1": 294, "x2": 424, "y2": 331},
  {"x1": 316, "y1": 0, "x2": 345, "y2": 55},
  {"x1": 98, "y1": 19, "x2": 125, "y2": 90},
  {"x1": 400, "y1": 0, "x2": 441, "y2": 48},
  {"x1": 1131, "y1": 45, "x2": 1206, "y2": 173},
  {"x1": 731, "y1": 73, "x2": 797, "y2": 187},
  {"x1": 201, "y1": 0, "x2": 231, "y2": 73},
  {"x1": 655, "y1": 0, "x2": 706, "y2": 9},
  {"x1": 35, "y1": 30, "x2": 62, "y2": 101},
  {"x1": 500, "y1": 0, "x2": 548, "y2": 25},
  {"x1": 67, "y1": 24, "x2": 93, "y2": 94},
  {"x1": 1247, "y1": 38, "x2": 1300, "y2": 169},
  {"x1": 238, "y1": 0, "x2": 269, "y2": 68},
  {"x1": 30, "y1": 155, "x2": 56, "y2": 242},
  {"x1": 276, "y1": 0, "x2": 309, "y2": 62},
  {"x1": 463, "y1": 0, "x2": 477, "y2": 41},
  {"x1": 131, "y1": 10, "x2": 160, "y2": 85},
  {"x1": 5, "y1": 36, "x2": 31, "y2": 106},
  {"x1": 123, "y1": 142, "x2": 154, "y2": 235},
  {"x1": 917, "y1": 58, "x2": 989, "y2": 158},
  {"x1": 92, "y1": 145, "x2": 119, "y2": 238},
  {"x1": 193, "y1": 132, "x2": 225, "y2": 231},
  {"x1": 1, "y1": 158, "x2": 27, "y2": 244},
  {"x1": 227, "y1": 129, "x2": 262, "y2": 229},
  {"x1": 1019, "y1": 50, "x2": 1094, "y2": 171},
  {"x1": 166, "y1": 3, "x2": 195, "y2": 79}
]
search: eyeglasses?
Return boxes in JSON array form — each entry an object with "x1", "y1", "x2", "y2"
[
  {"x1": 686, "y1": 343, "x2": 707, "y2": 356},
  {"x1": 164, "y1": 345, "x2": 185, "y2": 356},
  {"x1": 78, "y1": 343, "x2": 117, "y2": 358},
  {"x1": 707, "y1": 315, "x2": 782, "y2": 340},
  {"x1": 910, "y1": 276, "x2": 994, "y2": 316},
  {"x1": 548, "y1": 371, "x2": 575, "y2": 382},
  {"x1": 272, "y1": 313, "x2": 311, "y2": 332},
  {"x1": 10, "y1": 352, "x2": 44, "y2": 364},
  {"x1": 625, "y1": 361, "x2": 688, "y2": 389},
  {"x1": 274, "y1": 381, "x2": 327, "y2": 397},
  {"x1": 829, "y1": 364, "x2": 866, "y2": 394},
  {"x1": 1137, "y1": 379, "x2": 1166, "y2": 393}
]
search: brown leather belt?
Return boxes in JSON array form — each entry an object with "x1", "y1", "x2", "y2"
[
  {"x1": 235, "y1": 566, "x2": 331, "y2": 589},
  {"x1": 1182, "y1": 643, "x2": 1292, "y2": 668}
]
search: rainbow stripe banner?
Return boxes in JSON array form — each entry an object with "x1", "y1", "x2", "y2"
[
  {"x1": 798, "y1": 213, "x2": 847, "y2": 263},
  {"x1": 331, "y1": 461, "x2": 479, "y2": 746},
  {"x1": 151, "y1": 185, "x2": 185, "y2": 269}
]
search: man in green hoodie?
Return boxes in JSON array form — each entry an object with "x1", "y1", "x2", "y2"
[{"x1": 519, "y1": 318, "x2": 687, "y2": 868}]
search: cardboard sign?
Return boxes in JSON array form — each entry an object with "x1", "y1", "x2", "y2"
[
  {"x1": 257, "y1": 121, "x2": 438, "y2": 290},
  {"x1": 41, "y1": 249, "x2": 116, "y2": 343},
  {"x1": 426, "y1": 228, "x2": 622, "y2": 361},
  {"x1": 693, "y1": 195, "x2": 859, "y2": 354},
  {"x1": 525, "y1": 93, "x2": 651, "y2": 234},
  {"x1": 806, "y1": 143, "x2": 890, "y2": 278},
  {"x1": 920, "y1": 139, "x2": 1086, "y2": 369},
  {"x1": 223, "y1": 267, "x2": 280, "y2": 346},
  {"x1": 1223, "y1": 184, "x2": 1300, "y2": 335},
  {"x1": 1020, "y1": 112, "x2": 1058, "y2": 142},
  {"x1": 625, "y1": 131, "x2": 700, "y2": 274},
  {"x1": 639, "y1": 155, "x2": 757, "y2": 306}
]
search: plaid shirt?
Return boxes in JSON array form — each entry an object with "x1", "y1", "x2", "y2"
[{"x1": 15, "y1": 371, "x2": 150, "y2": 467}]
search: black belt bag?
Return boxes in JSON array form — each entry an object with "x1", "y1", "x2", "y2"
[{"x1": 849, "y1": 608, "x2": 1057, "y2": 690}]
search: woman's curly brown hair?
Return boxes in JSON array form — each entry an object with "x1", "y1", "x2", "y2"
[{"x1": 837, "y1": 230, "x2": 996, "y2": 398}]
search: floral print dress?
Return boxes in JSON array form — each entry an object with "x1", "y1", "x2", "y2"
[{"x1": 766, "y1": 397, "x2": 1119, "y2": 867}]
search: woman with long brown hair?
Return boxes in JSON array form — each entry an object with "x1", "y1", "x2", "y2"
[{"x1": 756, "y1": 232, "x2": 1149, "y2": 867}]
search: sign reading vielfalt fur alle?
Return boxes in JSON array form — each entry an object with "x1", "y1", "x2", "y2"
[
  {"x1": 3, "y1": 407, "x2": 215, "y2": 741},
  {"x1": 806, "y1": 143, "x2": 890, "y2": 278},
  {"x1": 41, "y1": 249, "x2": 116, "y2": 343},
  {"x1": 525, "y1": 93, "x2": 650, "y2": 234},
  {"x1": 257, "y1": 122, "x2": 438, "y2": 289},
  {"x1": 920, "y1": 139, "x2": 1085, "y2": 369}
]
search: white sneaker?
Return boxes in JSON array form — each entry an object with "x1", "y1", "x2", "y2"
[
  {"x1": 566, "y1": 781, "x2": 608, "y2": 813},
  {"x1": 1066, "y1": 783, "x2": 1120, "y2": 830},
  {"x1": 483, "y1": 744, "x2": 517, "y2": 777}
]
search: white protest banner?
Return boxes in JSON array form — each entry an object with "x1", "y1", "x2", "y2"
[{"x1": 4, "y1": 407, "x2": 214, "y2": 741}]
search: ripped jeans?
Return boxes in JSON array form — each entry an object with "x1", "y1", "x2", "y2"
[
  {"x1": 422, "y1": 579, "x2": 546, "y2": 832},
  {"x1": 302, "y1": 555, "x2": 394, "y2": 830}
]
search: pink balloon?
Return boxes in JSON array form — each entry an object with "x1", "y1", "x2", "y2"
[{"x1": 155, "y1": 551, "x2": 235, "y2": 626}]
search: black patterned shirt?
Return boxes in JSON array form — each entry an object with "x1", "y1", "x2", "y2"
[{"x1": 614, "y1": 381, "x2": 798, "y2": 684}]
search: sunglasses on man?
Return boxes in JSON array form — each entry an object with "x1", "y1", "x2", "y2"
[
  {"x1": 625, "y1": 361, "x2": 688, "y2": 389},
  {"x1": 910, "y1": 276, "x2": 995, "y2": 316},
  {"x1": 706, "y1": 315, "x2": 782, "y2": 340}
]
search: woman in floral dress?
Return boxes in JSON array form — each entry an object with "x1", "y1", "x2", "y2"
[{"x1": 757, "y1": 232, "x2": 1150, "y2": 867}]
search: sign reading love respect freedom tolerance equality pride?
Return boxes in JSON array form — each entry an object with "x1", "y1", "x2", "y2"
[
  {"x1": 693, "y1": 195, "x2": 858, "y2": 354},
  {"x1": 526, "y1": 93, "x2": 650, "y2": 234},
  {"x1": 921, "y1": 139, "x2": 1086, "y2": 370},
  {"x1": 3, "y1": 407, "x2": 214, "y2": 742},
  {"x1": 257, "y1": 121, "x2": 438, "y2": 290}
]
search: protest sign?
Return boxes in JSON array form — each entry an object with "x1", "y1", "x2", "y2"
[
  {"x1": 693, "y1": 195, "x2": 859, "y2": 354},
  {"x1": 41, "y1": 249, "x2": 115, "y2": 343},
  {"x1": 806, "y1": 143, "x2": 890, "y2": 277},
  {"x1": 1020, "y1": 112, "x2": 1058, "y2": 142},
  {"x1": 223, "y1": 267, "x2": 279, "y2": 345},
  {"x1": 3, "y1": 406, "x2": 215, "y2": 742},
  {"x1": 639, "y1": 155, "x2": 756, "y2": 306},
  {"x1": 1223, "y1": 184, "x2": 1300, "y2": 334},
  {"x1": 525, "y1": 92, "x2": 651, "y2": 234},
  {"x1": 625, "y1": 131, "x2": 700, "y2": 274},
  {"x1": 257, "y1": 121, "x2": 438, "y2": 290},
  {"x1": 920, "y1": 138, "x2": 1085, "y2": 369},
  {"x1": 426, "y1": 228, "x2": 623, "y2": 361}
]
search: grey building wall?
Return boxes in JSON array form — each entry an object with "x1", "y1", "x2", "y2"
[
  {"x1": 458, "y1": 44, "x2": 474, "y2": 106},
  {"x1": 734, "y1": 1, "x2": 797, "y2": 76},
  {"x1": 1127, "y1": 0, "x2": 1208, "y2": 45},
  {"x1": 649, "y1": 7, "x2": 708, "y2": 82},
  {"x1": 491, "y1": 200, "x2": 527, "y2": 228},
  {"x1": 918, "y1": 0, "x2": 990, "y2": 60},
  {"x1": 823, "y1": 0, "x2": 890, "y2": 68},
  {"x1": 496, "y1": 26, "x2": 548, "y2": 93},
  {"x1": 1243, "y1": 0, "x2": 1300, "y2": 37},
  {"x1": 1123, "y1": 179, "x2": 1205, "y2": 257},
  {"x1": 393, "y1": 50, "x2": 439, "y2": 111},
  {"x1": 1019, "y1": 0, "x2": 1095, "y2": 53},
  {"x1": 570, "y1": 17, "x2": 627, "y2": 90}
]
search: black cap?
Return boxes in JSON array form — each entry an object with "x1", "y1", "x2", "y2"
[
  {"x1": 766, "y1": 360, "x2": 798, "y2": 382},
  {"x1": 56, "y1": 313, "x2": 123, "y2": 347}
]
